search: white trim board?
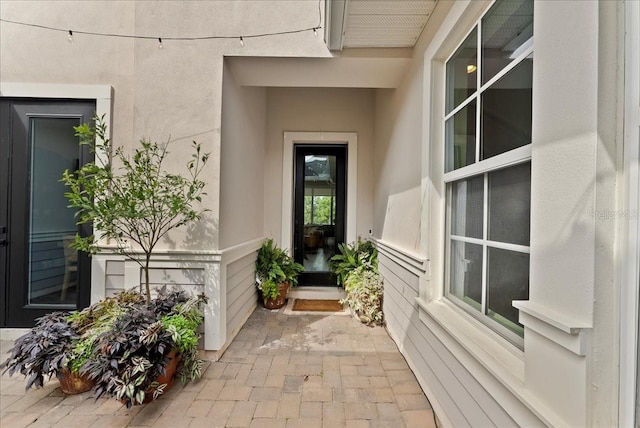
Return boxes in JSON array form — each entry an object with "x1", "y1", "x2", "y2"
[
  {"x1": 281, "y1": 131, "x2": 358, "y2": 250},
  {"x1": 619, "y1": 0, "x2": 640, "y2": 425}
]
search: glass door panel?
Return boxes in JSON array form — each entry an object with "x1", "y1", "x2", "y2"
[
  {"x1": 303, "y1": 154, "x2": 337, "y2": 272},
  {"x1": 28, "y1": 118, "x2": 81, "y2": 305}
]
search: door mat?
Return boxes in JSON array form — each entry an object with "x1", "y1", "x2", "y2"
[{"x1": 292, "y1": 299, "x2": 343, "y2": 312}]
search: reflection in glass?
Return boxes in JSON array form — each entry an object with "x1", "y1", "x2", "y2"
[
  {"x1": 487, "y1": 247, "x2": 529, "y2": 336},
  {"x1": 450, "y1": 176, "x2": 484, "y2": 239},
  {"x1": 481, "y1": 0, "x2": 533, "y2": 84},
  {"x1": 303, "y1": 155, "x2": 337, "y2": 272},
  {"x1": 28, "y1": 118, "x2": 79, "y2": 305},
  {"x1": 488, "y1": 162, "x2": 531, "y2": 246},
  {"x1": 445, "y1": 100, "x2": 476, "y2": 172},
  {"x1": 446, "y1": 28, "x2": 478, "y2": 114},
  {"x1": 449, "y1": 240, "x2": 482, "y2": 310},
  {"x1": 481, "y1": 58, "x2": 533, "y2": 160}
]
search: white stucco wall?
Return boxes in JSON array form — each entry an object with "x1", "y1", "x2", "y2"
[
  {"x1": 374, "y1": 0, "x2": 623, "y2": 426},
  {"x1": 219, "y1": 60, "x2": 267, "y2": 249},
  {"x1": 0, "y1": 0, "x2": 330, "y2": 252},
  {"x1": 264, "y1": 87, "x2": 375, "y2": 247}
]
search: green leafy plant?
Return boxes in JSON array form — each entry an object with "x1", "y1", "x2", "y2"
[
  {"x1": 330, "y1": 237, "x2": 378, "y2": 286},
  {"x1": 80, "y1": 289, "x2": 207, "y2": 407},
  {"x1": 1, "y1": 288, "x2": 206, "y2": 405},
  {"x1": 340, "y1": 263, "x2": 384, "y2": 325},
  {"x1": 61, "y1": 115, "x2": 210, "y2": 302},
  {"x1": 255, "y1": 238, "x2": 304, "y2": 301}
]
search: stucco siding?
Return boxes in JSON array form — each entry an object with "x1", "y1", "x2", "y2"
[
  {"x1": 264, "y1": 87, "x2": 375, "y2": 245},
  {"x1": 220, "y1": 60, "x2": 267, "y2": 249}
]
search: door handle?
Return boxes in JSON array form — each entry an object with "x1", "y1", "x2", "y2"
[{"x1": 0, "y1": 239, "x2": 6, "y2": 247}]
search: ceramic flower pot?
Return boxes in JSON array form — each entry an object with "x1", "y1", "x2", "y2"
[
  {"x1": 263, "y1": 282, "x2": 290, "y2": 310},
  {"x1": 57, "y1": 368, "x2": 95, "y2": 394}
]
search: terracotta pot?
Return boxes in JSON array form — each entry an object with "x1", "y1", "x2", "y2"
[
  {"x1": 263, "y1": 282, "x2": 289, "y2": 310},
  {"x1": 58, "y1": 368, "x2": 95, "y2": 394},
  {"x1": 122, "y1": 350, "x2": 179, "y2": 405}
]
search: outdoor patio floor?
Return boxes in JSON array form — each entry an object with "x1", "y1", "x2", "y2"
[{"x1": 0, "y1": 306, "x2": 437, "y2": 428}]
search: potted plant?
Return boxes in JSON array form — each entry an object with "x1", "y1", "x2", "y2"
[
  {"x1": 331, "y1": 238, "x2": 384, "y2": 325},
  {"x1": 0, "y1": 288, "x2": 206, "y2": 406},
  {"x1": 61, "y1": 115, "x2": 209, "y2": 303},
  {"x1": 255, "y1": 238, "x2": 304, "y2": 309},
  {"x1": 80, "y1": 288, "x2": 206, "y2": 408}
]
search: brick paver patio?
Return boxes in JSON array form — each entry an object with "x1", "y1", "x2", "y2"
[{"x1": 0, "y1": 307, "x2": 437, "y2": 427}]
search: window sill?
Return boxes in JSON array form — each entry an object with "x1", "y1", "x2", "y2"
[
  {"x1": 416, "y1": 297, "x2": 525, "y2": 383},
  {"x1": 416, "y1": 297, "x2": 565, "y2": 426}
]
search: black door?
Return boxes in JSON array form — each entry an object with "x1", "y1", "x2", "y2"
[
  {"x1": 0, "y1": 99, "x2": 95, "y2": 327},
  {"x1": 293, "y1": 145, "x2": 347, "y2": 286}
]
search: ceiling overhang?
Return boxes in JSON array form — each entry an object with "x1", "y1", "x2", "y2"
[
  {"x1": 326, "y1": 0, "x2": 438, "y2": 51},
  {"x1": 226, "y1": 50, "x2": 412, "y2": 89}
]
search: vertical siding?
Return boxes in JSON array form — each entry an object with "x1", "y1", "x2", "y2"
[
  {"x1": 226, "y1": 251, "x2": 258, "y2": 337},
  {"x1": 379, "y1": 252, "x2": 519, "y2": 428}
]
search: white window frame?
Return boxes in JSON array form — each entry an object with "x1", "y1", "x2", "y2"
[{"x1": 442, "y1": 3, "x2": 533, "y2": 348}]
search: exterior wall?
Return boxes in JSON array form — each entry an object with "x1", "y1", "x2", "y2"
[
  {"x1": 264, "y1": 87, "x2": 375, "y2": 246},
  {"x1": 374, "y1": 0, "x2": 623, "y2": 426},
  {"x1": 225, "y1": 252, "x2": 258, "y2": 345},
  {"x1": 0, "y1": 1, "x2": 329, "y2": 348},
  {"x1": 220, "y1": 61, "x2": 267, "y2": 249}
]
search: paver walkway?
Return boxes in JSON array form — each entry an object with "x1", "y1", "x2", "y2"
[{"x1": 0, "y1": 307, "x2": 437, "y2": 427}]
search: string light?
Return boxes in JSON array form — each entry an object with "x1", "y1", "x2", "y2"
[{"x1": 0, "y1": 0, "x2": 324, "y2": 47}]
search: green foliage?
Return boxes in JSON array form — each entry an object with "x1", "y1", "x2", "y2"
[
  {"x1": 61, "y1": 115, "x2": 210, "y2": 302},
  {"x1": 340, "y1": 264, "x2": 384, "y2": 325},
  {"x1": 2, "y1": 287, "x2": 206, "y2": 406},
  {"x1": 255, "y1": 238, "x2": 304, "y2": 300},
  {"x1": 330, "y1": 237, "x2": 378, "y2": 286},
  {"x1": 304, "y1": 195, "x2": 335, "y2": 225}
]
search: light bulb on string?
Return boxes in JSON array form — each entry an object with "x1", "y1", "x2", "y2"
[
  {"x1": 240, "y1": 36, "x2": 244, "y2": 47},
  {"x1": 158, "y1": 38, "x2": 163, "y2": 49},
  {"x1": 313, "y1": 27, "x2": 318, "y2": 37},
  {"x1": 67, "y1": 30, "x2": 73, "y2": 43}
]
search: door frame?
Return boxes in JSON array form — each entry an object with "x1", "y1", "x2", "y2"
[
  {"x1": 0, "y1": 83, "x2": 112, "y2": 336},
  {"x1": 282, "y1": 132, "x2": 357, "y2": 255}
]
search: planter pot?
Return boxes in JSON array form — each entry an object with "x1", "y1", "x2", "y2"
[
  {"x1": 58, "y1": 368, "x2": 95, "y2": 394},
  {"x1": 263, "y1": 282, "x2": 290, "y2": 310},
  {"x1": 121, "y1": 350, "x2": 179, "y2": 405}
]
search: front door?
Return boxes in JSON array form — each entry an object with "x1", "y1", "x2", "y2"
[
  {"x1": 0, "y1": 99, "x2": 94, "y2": 327},
  {"x1": 293, "y1": 145, "x2": 346, "y2": 286}
]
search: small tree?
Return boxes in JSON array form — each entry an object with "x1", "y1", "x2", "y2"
[{"x1": 62, "y1": 115, "x2": 209, "y2": 302}]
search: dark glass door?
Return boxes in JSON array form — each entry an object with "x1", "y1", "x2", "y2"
[
  {"x1": 293, "y1": 145, "x2": 346, "y2": 286},
  {"x1": 0, "y1": 99, "x2": 94, "y2": 327}
]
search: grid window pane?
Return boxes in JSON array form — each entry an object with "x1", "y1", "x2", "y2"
[
  {"x1": 481, "y1": 58, "x2": 533, "y2": 160},
  {"x1": 451, "y1": 176, "x2": 484, "y2": 239},
  {"x1": 481, "y1": 0, "x2": 533, "y2": 85},
  {"x1": 446, "y1": 28, "x2": 478, "y2": 114},
  {"x1": 449, "y1": 240, "x2": 483, "y2": 310},
  {"x1": 445, "y1": 100, "x2": 476, "y2": 172},
  {"x1": 488, "y1": 162, "x2": 531, "y2": 245},
  {"x1": 487, "y1": 247, "x2": 529, "y2": 335}
]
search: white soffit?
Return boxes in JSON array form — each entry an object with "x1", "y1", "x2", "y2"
[
  {"x1": 226, "y1": 55, "x2": 412, "y2": 88},
  {"x1": 342, "y1": 0, "x2": 437, "y2": 48}
]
